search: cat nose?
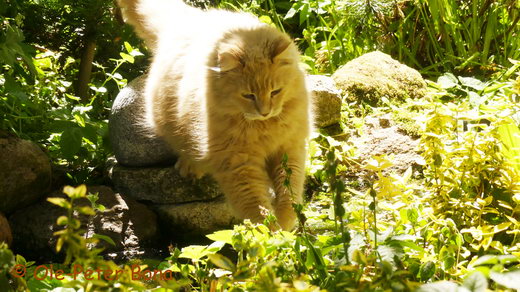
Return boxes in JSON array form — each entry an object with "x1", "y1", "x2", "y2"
[{"x1": 255, "y1": 100, "x2": 270, "y2": 117}]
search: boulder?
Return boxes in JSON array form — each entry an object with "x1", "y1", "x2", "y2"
[
  {"x1": 9, "y1": 186, "x2": 159, "y2": 261},
  {"x1": 109, "y1": 75, "x2": 176, "y2": 167},
  {"x1": 332, "y1": 51, "x2": 427, "y2": 104},
  {"x1": 0, "y1": 132, "x2": 51, "y2": 214},
  {"x1": 154, "y1": 197, "x2": 238, "y2": 237},
  {"x1": 307, "y1": 75, "x2": 342, "y2": 128},
  {"x1": 107, "y1": 159, "x2": 223, "y2": 204},
  {"x1": 348, "y1": 114, "x2": 423, "y2": 176},
  {"x1": 0, "y1": 213, "x2": 12, "y2": 247}
]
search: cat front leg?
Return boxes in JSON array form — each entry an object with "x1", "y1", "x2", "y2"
[
  {"x1": 175, "y1": 155, "x2": 205, "y2": 179},
  {"x1": 269, "y1": 145, "x2": 306, "y2": 230},
  {"x1": 212, "y1": 153, "x2": 274, "y2": 225}
]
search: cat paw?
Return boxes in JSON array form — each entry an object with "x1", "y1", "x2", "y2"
[
  {"x1": 175, "y1": 156, "x2": 204, "y2": 179},
  {"x1": 275, "y1": 207, "x2": 297, "y2": 231}
]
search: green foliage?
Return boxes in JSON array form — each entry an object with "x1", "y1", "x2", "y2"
[
  {"x1": 217, "y1": 0, "x2": 519, "y2": 76},
  {"x1": 418, "y1": 73, "x2": 520, "y2": 254},
  {"x1": 1, "y1": 0, "x2": 520, "y2": 291},
  {"x1": 1, "y1": 15, "x2": 143, "y2": 181},
  {"x1": 398, "y1": 0, "x2": 520, "y2": 75}
]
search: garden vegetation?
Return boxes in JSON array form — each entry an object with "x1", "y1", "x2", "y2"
[{"x1": 1, "y1": 0, "x2": 519, "y2": 291}]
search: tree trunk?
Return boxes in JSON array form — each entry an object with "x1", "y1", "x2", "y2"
[{"x1": 76, "y1": 39, "x2": 97, "y2": 101}]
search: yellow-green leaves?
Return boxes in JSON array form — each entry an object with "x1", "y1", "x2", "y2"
[
  {"x1": 497, "y1": 119, "x2": 520, "y2": 170},
  {"x1": 63, "y1": 184, "x2": 87, "y2": 199}
]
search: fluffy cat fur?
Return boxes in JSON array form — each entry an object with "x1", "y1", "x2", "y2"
[{"x1": 117, "y1": 0, "x2": 311, "y2": 230}]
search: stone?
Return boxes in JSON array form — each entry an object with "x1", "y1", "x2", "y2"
[
  {"x1": 0, "y1": 132, "x2": 51, "y2": 214},
  {"x1": 0, "y1": 213, "x2": 12, "y2": 247},
  {"x1": 154, "y1": 197, "x2": 238, "y2": 238},
  {"x1": 348, "y1": 114, "x2": 423, "y2": 176},
  {"x1": 107, "y1": 159, "x2": 223, "y2": 204},
  {"x1": 109, "y1": 75, "x2": 176, "y2": 167},
  {"x1": 307, "y1": 75, "x2": 342, "y2": 128},
  {"x1": 332, "y1": 51, "x2": 427, "y2": 105},
  {"x1": 9, "y1": 186, "x2": 159, "y2": 261}
]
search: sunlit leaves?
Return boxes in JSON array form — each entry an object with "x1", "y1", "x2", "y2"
[
  {"x1": 417, "y1": 75, "x2": 520, "y2": 257},
  {"x1": 489, "y1": 270, "x2": 520, "y2": 290}
]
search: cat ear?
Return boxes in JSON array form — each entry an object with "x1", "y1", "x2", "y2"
[
  {"x1": 217, "y1": 51, "x2": 242, "y2": 72},
  {"x1": 271, "y1": 37, "x2": 293, "y2": 64}
]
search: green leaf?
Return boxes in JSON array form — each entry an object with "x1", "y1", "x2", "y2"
[
  {"x1": 497, "y1": 120, "x2": 520, "y2": 170},
  {"x1": 463, "y1": 271, "x2": 487, "y2": 292},
  {"x1": 437, "y1": 73, "x2": 459, "y2": 89},
  {"x1": 206, "y1": 241, "x2": 226, "y2": 253},
  {"x1": 443, "y1": 256, "x2": 456, "y2": 270},
  {"x1": 458, "y1": 76, "x2": 486, "y2": 91},
  {"x1": 419, "y1": 261, "x2": 436, "y2": 281},
  {"x1": 206, "y1": 230, "x2": 233, "y2": 245},
  {"x1": 92, "y1": 234, "x2": 116, "y2": 247},
  {"x1": 47, "y1": 197, "x2": 71, "y2": 209},
  {"x1": 468, "y1": 91, "x2": 486, "y2": 107},
  {"x1": 63, "y1": 185, "x2": 87, "y2": 199},
  {"x1": 299, "y1": 3, "x2": 310, "y2": 25},
  {"x1": 0, "y1": 247, "x2": 15, "y2": 266},
  {"x1": 417, "y1": 281, "x2": 470, "y2": 292},
  {"x1": 377, "y1": 244, "x2": 402, "y2": 265},
  {"x1": 56, "y1": 216, "x2": 68, "y2": 226},
  {"x1": 471, "y1": 255, "x2": 519, "y2": 267},
  {"x1": 284, "y1": 7, "x2": 298, "y2": 19},
  {"x1": 65, "y1": 94, "x2": 81, "y2": 101},
  {"x1": 393, "y1": 239, "x2": 425, "y2": 253},
  {"x1": 124, "y1": 41, "x2": 133, "y2": 54},
  {"x1": 0, "y1": 274, "x2": 11, "y2": 292},
  {"x1": 60, "y1": 127, "x2": 83, "y2": 159},
  {"x1": 73, "y1": 114, "x2": 85, "y2": 127},
  {"x1": 258, "y1": 15, "x2": 273, "y2": 26},
  {"x1": 77, "y1": 206, "x2": 95, "y2": 215},
  {"x1": 179, "y1": 242, "x2": 223, "y2": 261},
  {"x1": 489, "y1": 270, "x2": 520, "y2": 289},
  {"x1": 407, "y1": 208, "x2": 419, "y2": 224},
  {"x1": 208, "y1": 254, "x2": 236, "y2": 272},
  {"x1": 120, "y1": 52, "x2": 134, "y2": 63}
]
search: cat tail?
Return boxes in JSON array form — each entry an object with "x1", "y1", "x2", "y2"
[{"x1": 116, "y1": 0, "x2": 194, "y2": 50}]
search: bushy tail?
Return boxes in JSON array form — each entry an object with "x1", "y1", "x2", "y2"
[{"x1": 116, "y1": 0, "x2": 192, "y2": 50}]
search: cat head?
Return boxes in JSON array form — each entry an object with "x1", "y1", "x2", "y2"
[{"x1": 209, "y1": 27, "x2": 304, "y2": 121}]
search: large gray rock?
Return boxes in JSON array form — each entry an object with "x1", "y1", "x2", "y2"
[
  {"x1": 107, "y1": 159, "x2": 223, "y2": 204},
  {"x1": 332, "y1": 51, "x2": 427, "y2": 104},
  {"x1": 0, "y1": 132, "x2": 51, "y2": 214},
  {"x1": 109, "y1": 75, "x2": 176, "y2": 167},
  {"x1": 9, "y1": 186, "x2": 159, "y2": 261},
  {"x1": 106, "y1": 158, "x2": 237, "y2": 235},
  {"x1": 348, "y1": 114, "x2": 423, "y2": 176},
  {"x1": 0, "y1": 212, "x2": 12, "y2": 247},
  {"x1": 154, "y1": 197, "x2": 238, "y2": 237},
  {"x1": 307, "y1": 75, "x2": 342, "y2": 128}
]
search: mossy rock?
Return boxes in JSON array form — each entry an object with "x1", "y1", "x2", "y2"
[{"x1": 332, "y1": 51, "x2": 426, "y2": 105}]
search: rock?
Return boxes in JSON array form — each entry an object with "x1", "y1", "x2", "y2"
[
  {"x1": 307, "y1": 75, "x2": 342, "y2": 128},
  {"x1": 0, "y1": 213, "x2": 12, "y2": 247},
  {"x1": 0, "y1": 133, "x2": 51, "y2": 214},
  {"x1": 109, "y1": 75, "x2": 176, "y2": 167},
  {"x1": 154, "y1": 197, "x2": 238, "y2": 237},
  {"x1": 9, "y1": 186, "x2": 159, "y2": 261},
  {"x1": 349, "y1": 114, "x2": 423, "y2": 176},
  {"x1": 332, "y1": 51, "x2": 427, "y2": 104},
  {"x1": 107, "y1": 160, "x2": 222, "y2": 204}
]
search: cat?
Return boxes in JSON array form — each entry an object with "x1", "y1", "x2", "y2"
[{"x1": 117, "y1": 0, "x2": 311, "y2": 230}]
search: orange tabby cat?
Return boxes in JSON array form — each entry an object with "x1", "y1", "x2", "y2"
[{"x1": 117, "y1": 0, "x2": 311, "y2": 230}]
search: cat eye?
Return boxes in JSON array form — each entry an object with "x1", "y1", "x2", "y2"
[
  {"x1": 242, "y1": 93, "x2": 256, "y2": 100},
  {"x1": 271, "y1": 88, "x2": 282, "y2": 97}
]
